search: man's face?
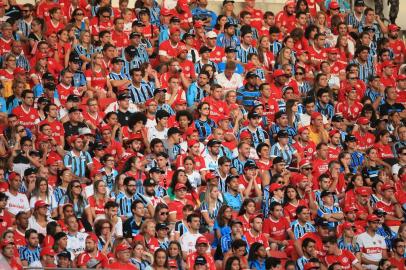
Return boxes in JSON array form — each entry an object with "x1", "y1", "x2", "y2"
[
  {"x1": 277, "y1": 115, "x2": 288, "y2": 127},
  {"x1": 73, "y1": 138, "x2": 83, "y2": 151},
  {"x1": 198, "y1": 74, "x2": 209, "y2": 86},
  {"x1": 0, "y1": 198, "x2": 8, "y2": 209},
  {"x1": 304, "y1": 242, "x2": 316, "y2": 256},
  {"x1": 85, "y1": 239, "x2": 96, "y2": 252},
  {"x1": 106, "y1": 206, "x2": 118, "y2": 218},
  {"x1": 28, "y1": 233, "x2": 39, "y2": 247},
  {"x1": 10, "y1": 177, "x2": 21, "y2": 190},
  {"x1": 67, "y1": 217, "x2": 78, "y2": 231},
  {"x1": 298, "y1": 208, "x2": 310, "y2": 221},
  {"x1": 226, "y1": 26, "x2": 235, "y2": 36},
  {"x1": 251, "y1": 218, "x2": 263, "y2": 231},
  {"x1": 228, "y1": 178, "x2": 239, "y2": 191},
  {"x1": 126, "y1": 181, "x2": 137, "y2": 195},
  {"x1": 17, "y1": 213, "x2": 29, "y2": 229},
  {"x1": 23, "y1": 93, "x2": 34, "y2": 106},
  {"x1": 271, "y1": 206, "x2": 283, "y2": 219},
  {"x1": 189, "y1": 217, "x2": 200, "y2": 230},
  {"x1": 316, "y1": 36, "x2": 326, "y2": 47},
  {"x1": 286, "y1": 5, "x2": 295, "y2": 15}
]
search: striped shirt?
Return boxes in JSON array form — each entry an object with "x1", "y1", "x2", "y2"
[
  {"x1": 270, "y1": 41, "x2": 282, "y2": 56},
  {"x1": 269, "y1": 124, "x2": 297, "y2": 144},
  {"x1": 317, "y1": 204, "x2": 342, "y2": 229},
  {"x1": 296, "y1": 256, "x2": 311, "y2": 270},
  {"x1": 337, "y1": 237, "x2": 361, "y2": 253},
  {"x1": 53, "y1": 186, "x2": 67, "y2": 205},
  {"x1": 231, "y1": 158, "x2": 253, "y2": 175},
  {"x1": 346, "y1": 12, "x2": 364, "y2": 31},
  {"x1": 128, "y1": 81, "x2": 154, "y2": 104},
  {"x1": 100, "y1": 168, "x2": 118, "y2": 190},
  {"x1": 187, "y1": 82, "x2": 207, "y2": 106},
  {"x1": 115, "y1": 191, "x2": 150, "y2": 218},
  {"x1": 73, "y1": 44, "x2": 94, "y2": 67},
  {"x1": 136, "y1": 43, "x2": 150, "y2": 64},
  {"x1": 194, "y1": 119, "x2": 216, "y2": 141},
  {"x1": 349, "y1": 58, "x2": 375, "y2": 84},
  {"x1": 236, "y1": 85, "x2": 260, "y2": 107},
  {"x1": 315, "y1": 101, "x2": 334, "y2": 120},
  {"x1": 216, "y1": 33, "x2": 240, "y2": 48},
  {"x1": 130, "y1": 258, "x2": 151, "y2": 270},
  {"x1": 220, "y1": 234, "x2": 248, "y2": 254},
  {"x1": 236, "y1": 45, "x2": 258, "y2": 64},
  {"x1": 298, "y1": 81, "x2": 313, "y2": 96},
  {"x1": 238, "y1": 126, "x2": 269, "y2": 148},
  {"x1": 200, "y1": 200, "x2": 222, "y2": 226},
  {"x1": 63, "y1": 151, "x2": 93, "y2": 178},
  {"x1": 17, "y1": 19, "x2": 31, "y2": 38},
  {"x1": 174, "y1": 220, "x2": 188, "y2": 237},
  {"x1": 19, "y1": 245, "x2": 41, "y2": 265},
  {"x1": 149, "y1": 2, "x2": 161, "y2": 26},
  {"x1": 122, "y1": 56, "x2": 141, "y2": 76},
  {"x1": 195, "y1": 60, "x2": 218, "y2": 74},
  {"x1": 350, "y1": 151, "x2": 364, "y2": 172},
  {"x1": 365, "y1": 88, "x2": 384, "y2": 106},
  {"x1": 15, "y1": 54, "x2": 30, "y2": 71},
  {"x1": 290, "y1": 220, "x2": 316, "y2": 239},
  {"x1": 226, "y1": 16, "x2": 239, "y2": 25},
  {"x1": 270, "y1": 143, "x2": 297, "y2": 166},
  {"x1": 72, "y1": 71, "x2": 87, "y2": 88}
]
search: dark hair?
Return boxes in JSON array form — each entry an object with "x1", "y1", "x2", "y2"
[
  {"x1": 302, "y1": 238, "x2": 316, "y2": 248},
  {"x1": 224, "y1": 256, "x2": 240, "y2": 270},
  {"x1": 216, "y1": 204, "x2": 232, "y2": 227},
  {"x1": 104, "y1": 201, "x2": 119, "y2": 209},
  {"x1": 25, "y1": 229, "x2": 38, "y2": 239},
  {"x1": 175, "y1": 110, "x2": 193, "y2": 124},
  {"x1": 296, "y1": 205, "x2": 308, "y2": 215},
  {"x1": 169, "y1": 169, "x2": 193, "y2": 192},
  {"x1": 248, "y1": 242, "x2": 265, "y2": 261},
  {"x1": 46, "y1": 221, "x2": 59, "y2": 237},
  {"x1": 186, "y1": 212, "x2": 200, "y2": 223},
  {"x1": 238, "y1": 198, "x2": 255, "y2": 216}
]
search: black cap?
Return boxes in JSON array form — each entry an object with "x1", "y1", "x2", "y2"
[
  {"x1": 320, "y1": 190, "x2": 335, "y2": 198},
  {"x1": 69, "y1": 54, "x2": 80, "y2": 63},
  {"x1": 156, "y1": 223, "x2": 169, "y2": 230},
  {"x1": 68, "y1": 106, "x2": 83, "y2": 114},
  {"x1": 272, "y1": 157, "x2": 285, "y2": 165},
  {"x1": 37, "y1": 97, "x2": 50, "y2": 105},
  {"x1": 0, "y1": 192, "x2": 8, "y2": 201},
  {"x1": 363, "y1": 26, "x2": 375, "y2": 32},
  {"x1": 54, "y1": 232, "x2": 67, "y2": 242},
  {"x1": 315, "y1": 217, "x2": 330, "y2": 227},
  {"x1": 143, "y1": 178, "x2": 157, "y2": 186},
  {"x1": 111, "y1": 57, "x2": 125, "y2": 64},
  {"x1": 149, "y1": 167, "x2": 164, "y2": 174},
  {"x1": 199, "y1": 46, "x2": 211, "y2": 54},
  {"x1": 247, "y1": 111, "x2": 261, "y2": 119},
  {"x1": 373, "y1": 208, "x2": 387, "y2": 217},
  {"x1": 94, "y1": 141, "x2": 107, "y2": 150},
  {"x1": 246, "y1": 71, "x2": 259, "y2": 78},
  {"x1": 153, "y1": 88, "x2": 167, "y2": 96},
  {"x1": 24, "y1": 167, "x2": 37, "y2": 177},
  {"x1": 244, "y1": 160, "x2": 258, "y2": 170},
  {"x1": 57, "y1": 251, "x2": 71, "y2": 260},
  {"x1": 207, "y1": 139, "x2": 222, "y2": 147},
  {"x1": 132, "y1": 21, "x2": 145, "y2": 27},
  {"x1": 229, "y1": 219, "x2": 243, "y2": 227},
  {"x1": 124, "y1": 45, "x2": 138, "y2": 57},
  {"x1": 195, "y1": 256, "x2": 207, "y2": 265},
  {"x1": 43, "y1": 82, "x2": 56, "y2": 91},
  {"x1": 182, "y1": 32, "x2": 195, "y2": 41},
  {"x1": 354, "y1": 0, "x2": 365, "y2": 6},
  {"x1": 117, "y1": 92, "x2": 130, "y2": 101},
  {"x1": 276, "y1": 130, "x2": 289, "y2": 139},
  {"x1": 222, "y1": 0, "x2": 234, "y2": 6},
  {"x1": 129, "y1": 32, "x2": 142, "y2": 39},
  {"x1": 344, "y1": 135, "x2": 357, "y2": 143},
  {"x1": 167, "y1": 127, "x2": 182, "y2": 137},
  {"x1": 42, "y1": 72, "x2": 55, "y2": 81},
  {"x1": 274, "y1": 111, "x2": 287, "y2": 120},
  {"x1": 224, "y1": 22, "x2": 236, "y2": 29},
  {"x1": 240, "y1": 28, "x2": 252, "y2": 37},
  {"x1": 252, "y1": 101, "x2": 264, "y2": 109},
  {"x1": 225, "y1": 46, "x2": 237, "y2": 53},
  {"x1": 156, "y1": 110, "x2": 170, "y2": 120},
  {"x1": 331, "y1": 114, "x2": 344, "y2": 122},
  {"x1": 138, "y1": 7, "x2": 150, "y2": 15},
  {"x1": 67, "y1": 95, "x2": 80, "y2": 102},
  {"x1": 170, "y1": 16, "x2": 181, "y2": 23}
]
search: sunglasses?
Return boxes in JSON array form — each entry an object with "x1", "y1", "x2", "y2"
[
  {"x1": 160, "y1": 212, "x2": 169, "y2": 215},
  {"x1": 296, "y1": 73, "x2": 304, "y2": 75},
  {"x1": 76, "y1": 13, "x2": 84, "y2": 16},
  {"x1": 303, "y1": 167, "x2": 313, "y2": 171}
]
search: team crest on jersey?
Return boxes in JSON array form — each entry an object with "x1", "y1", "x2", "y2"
[
  {"x1": 185, "y1": 66, "x2": 190, "y2": 71},
  {"x1": 367, "y1": 138, "x2": 371, "y2": 143},
  {"x1": 31, "y1": 115, "x2": 35, "y2": 119},
  {"x1": 308, "y1": 148, "x2": 313, "y2": 153},
  {"x1": 216, "y1": 51, "x2": 221, "y2": 56},
  {"x1": 196, "y1": 162, "x2": 200, "y2": 167},
  {"x1": 354, "y1": 108, "x2": 359, "y2": 112},
  {"x1": 270, "y1": 105, "x2": 274, "y2": 110},
  {"x1": 56, "y1": 126, "x2": 60, "y2": 130},
  {"x1": 219, "y1": 107, "x2": 224, "y2": 112},
  {"x1": 112, "y1": 150, "x2": 117, "y2": 155},
  {"x1": 342, "y1": 257, "x2": 348, "y2": 263},
  {"x1": 397, "y1": 46, "x2": 401, "y2": 51},
  {"x1": 273, "y1": 227, "x2": 276, "y2": 231}
]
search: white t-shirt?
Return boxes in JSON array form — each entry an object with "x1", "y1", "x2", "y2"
[
  {"x1": 28, "y1": 216, "x2": 55, "y2": 236},
  {"x1": 147, "y1": 126, "x2": 168, "y2": 142},
  {"x1": 5, "y1": 191, "x2": 30, "y2": 215},
  {"x1": 180, "y1": 232, "x2": 202, "y2": 254},
  {"x1": 67, "y1": 232, "x2": 88, "y2": 258},
  {"x1": 356, "y1": 232, "x2": 386, "y2": 270},
  {"x1": 216, "y1": 73, "x2": 243, "y2": 93},
  {"x1": 186, "y1": 171, "x2": 202, "y2": 188}
]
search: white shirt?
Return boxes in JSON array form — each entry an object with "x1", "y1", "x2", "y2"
[
  {"x1": 215, "y1": 73, "x2": 243, "y2": 93},
  {"x1": 180, "y1": 231, "x2": 202, "y2": 254},
  {"x1": 356, "y1": 232, "x2": 386, "y2": 270},
  {"x1": 28, "y1": 216, "x2": 54, "y2": 236},
  {"x1": 67, "y1": 231, "x2": 88, "y2": 258},
  {"x1": 299, "y1": 113, "x2": 328, "y2": 127},
  {"x1": 186, "y1": 171, "x2": 202, "y2": 188},
  {"x1": 5, "y1": 191, "x2": 30, "y2": 215},
  {"x1": 147, "y1": 126, "x2": 168, "y2": 142}
]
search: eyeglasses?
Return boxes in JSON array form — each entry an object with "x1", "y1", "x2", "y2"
[
  {"x1": 102, "y1": 15, "x2": 110, "y2": 18},
  {"x1": 202, "y1": 107, "x2": 210, "y2": 110},
  {"x1": 76, "y1": 13, "x2": 84, "y2": 16},
  {"x1": 127, "y1": 184, "x2": 136, "y2": 187},
  {"x1": 160, "y1": 212, "x2": 169, "y2": 215},
  {"x1": 73, "y1": 185, "x2": 81, "y2": 188},
  {"x1": 296, "y1": 73, "x2": 304, "y2": 75},
  {"x1": 348, "y1": 77, "x2": 357, "y2": 80},
  {"x1": 17, "y1": 129, "x2": 25, "y2": 133},
  {"x1": 303, "y1": 167, "x2": 313, "y2": 171}
]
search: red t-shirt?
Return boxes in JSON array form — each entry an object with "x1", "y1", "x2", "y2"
[
  {"x1": 238, "y1": 175, "x2": 262, "y2": 198},
  {"x1": 335, "y1": 101, "x2": 363, "y2": 122},
  {"x1": 328, "y1": 145, "x2": 342, "y2": 161},
  {"x1": 39, "y1": 119, "x2": 65, "y2": 144},
  {"x1": 0, "y1": 210, "x2": 14, "y2": 236},
  {"x1": 12, "y1": 106, "x2": 39, "y2": 130},
  {"x1": 77, "y1": 251, "x2": 109, "y2": 268},
  {"x1": 88, "y1": 196, "x2": 106, "y2": 215},
  {"x1": 374, "y1": 142, "x2": 394, "y2": 159},
  {"x1": 203, "y1": 96, "x2": 230, "y2": 124},
  {"x1": 283, "y1": 200, "x2": 308, "y2": 222},
  {"x1": 187, "y1": 252, "x2": 216, "y2": 270},
  {"x1": 353, "y1": 131, "x2": 375, "y2": 152},
  {"x1": 85, "y1": 69, "x2": 108, "y2": 89},
  {"x1": 159, "y1": 40, "x2": 184, "y2": 59},
  {"x1": 209, "y1": 46, "x2": 225, "y2": 63},
  {"x1": 45, "y1": 20, "x2": 64, "y2": 36},
  {"x1": 56, "y1": 84, "x2": 75, "y2": 107},
  {"x1": 389, "y1": 257, "x2": 405, "y2": 270},
  {"x1": 244, "y1": 230, "x2": 270, "y2": 249},
  {"x1": 375, "y1": 200, "x2": 401, "y2": 227},
  {"x1": 292, "y1": 141, "x2": 316, "y2": 161},
  {"x1": 275, "y1": 11, "x2": 296, "y2": 33},
  {"x1": 108, "y1": 262, "x2": 138, "y2": 270},
  {"x1": 324, "y1": 249, "x2": 357, "y2": 270},
  {"x1": 263, "y1": 216, "x2": 291, "y2": 241}
]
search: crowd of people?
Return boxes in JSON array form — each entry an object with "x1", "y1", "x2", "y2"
[{"x1": 0, "y1": 0, "x2": 404, "y2": 269}]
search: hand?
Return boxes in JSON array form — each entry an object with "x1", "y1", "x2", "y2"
[{"x1": 305, "y1": 186, "x2": 312, "y2": 194}]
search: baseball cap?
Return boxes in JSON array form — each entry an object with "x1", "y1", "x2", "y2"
[
  {"x1": 355, "y1": 187, "x2": 371, "y2": 196},
  {"x1": 14, "y1": 67, "x2": 26, "y2": 75},
  {"x1": 35, "y1": 200, "x2": 49, "y2": 209},
  {"x1": 247, "y1": 111, "x2": 260, "y2": 119},
  {"x1": 93, "y1": 141, "x2": 107, "y2": 150},
  {"x1": 169, "y1": 26, "x2": 181, "y2": 35},
  {"x1": 229, "y1": 219, "x2": 243, "y2": 227},
  {"x1": 397, "y1": 74, "x2": 406, "y2": 81},
  {"x1": 222, "y1": 0, "x2": 234, "y2": 6},
  {"x1": 129, "y1": 32, "x2": 142, "y2": 39},
  {"x1": 244, "y1": 160, "x2": 258, "y2": 170},
  {"x1": 149, "y1": 167, "x2": 164, "y2": 174},
  {"x1": 196, "y1": 236, "x2": 209, "y2": 245},
  {"x1": 206, "y1": 31, "x2": 217, "y2": 39},
  {"x1": 367, "y1": 214, "x2": 380, "y2": 222},
  {"x1": 224, "y1": 22, "x2": 236, "y2": 29},
  {"x1": 344, "y1": 135, "x2": 357, "y2": 143},
  {"x1": 111, "y1": 57, "x2": 124, "y2": 64},
  {"x1": 24, "y1": 167, "x2": 37, "y2": 177},
  {"x1": 332, "y1": 114, "x2": 344, "y2": 122},
  {"x1": 143, "y1": 178, "x2": 157, "y2": 186},
  {"x1": 69, "y1": 54, "x2": 80, "y2": 63},
  {"x1": 354, "y1": 0, "x2": 365, "y2": 6},
  {"x1": 115, "y1": 243, "x2": 131, "y2": 253},
  {"x1": 310, "y1": 111, "x2": 322, "y2": 120},
  {"x1": 86, "y1": 233, "x2": 99, "y2": 243},
  {"x1": 174, "y1": 183, "x2": 187, "y2": 190},
  {"x1": 343, "y1": 206, "x2": 358, "y2": 213},
  {"x1": 57, "y1": 251, "x2": 71, "y2": 260},
  {"x1": 124, "y1": 45, "x2": 137, "y2": 57},
  {"x1": 195, "y1": 256, "x2": 207, "y2": 265},
  {"x1": 326, "y1": 47, "x2": 339, "y2": 54},
  {"x1": 373, "y1": 208, "x2": 387, "y2": 217},
  {"x1": 207, "y1": 139, "x2": 222, "y2": 147},
  {"x1": 205, "y1": 171, "x2": 218, "y2": 181},
  {"x1": 225, "y1": 46, "x2": 237, "y2": 53},
  {"x1": 67, "y1": 94, "x2": 80, "y2": 102},
  {"x1": 304, "y1": 262, "x2": 320, "y2": 270},
  {"x1": 0, "y1": 240, "x2": 14, "y2": 249},
  {"x1": 42, "y1": 72, "x2": 55, "y2": 81},
  {"x1": 153, "y1": 88, "x2": 167, "y2": 96},
  {"x1": 68, "y1": 135, "x2": 82, "y2": 145},
  {"x1": 341, "y1": 222, "x2": 355, "y2": 230},
  {"x1": 68, "y1": 106, "x2": 83, "y2": 114},
  {"x1": 356, "y1": 117, "x2": 370, "y2": 125},
  {"x1": 239, "y1": 130, "x2": 251, "y2": 140},
  {"x1": 273, "y1": 69, "x2": 287, "y2": 77},
  {"x1": 388, "y1": 24, "x2": 400, "y2": 32},
  {"x1": 299, "y1": 159, "x2": 311, "y2": 168},
  {"x1": 320, "y1": 190, "x2": 335, "y2": 198},
  {"x1": 269, "y1": 183, "x2": 284, "y2": 193},
  {"x1": 194, "y1": 21, "x2": 204, "y2": 28},
  {"x1": 117, "y1": 92, "x2": 130, "y2": 101},
  {"x1": 329, "y1": 1, "x2": 339, "y2": 9},
  {"x1": 40, "y1": 247, "x2": 56, "y2": 257},
  {"x1": 381, "y1": 183, "x2": 394, "y2": 191},
  {"x1": 156, "y1": 223, "x2": 169, "y2": 230},
  {"x1": 246, "y1": 71, "x2": 259, "y2": 78}
]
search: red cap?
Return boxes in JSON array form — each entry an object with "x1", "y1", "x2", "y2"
[
  {"x1": 69, "y1": 135, "x2": 82, "y2": 145},
  {"x1": 273, "y1": 69, "x2": 286, "y2": 77},
  {"x1": 269, "y1": 183, "x2": 284, "y2": 193},
  {"x1": 342, "y1": 222, "x2": 355, "y2": 230},
  {"x1": 8, "y1": 172, "x2": 20, "y2": 181},
  {"x1": 245, "y1": 62, "x2": 256, "y2": 71},
  {"x1": 367, "y1": 214, "x2": 380, "y2": 222},
  {"x1": 177, "y1": 44, "x2": 188, "y2": 55},
  {"x1": 326, "y1": 47, "x2": 339, "y2": 54},
  {"x1": 86, "y1": 233, "x2": 99, "y2": 243},
  {"x1": 187, "y1": 139, "x2": 199, "y2": 148},
  {"x1": 296, "y1": 50, "x2": 308, "y2": 56},
  {"x1": 382, "y1": 60, "x2": 395, "y2": 69},
  {"x1": 205, "y1": 172, "x2": 218, "y2": 181},
  {"x1": 0, "y1": 240, "x2": 14, "y2": 249},
  {"x1": 40, "y1": 247, "x2": 56, "y2": 257},
  {"x1": 388, "y1": 24, "x2": 400, "y2": 32},
  {"x1": 299, "y1": 159, "x2": 311, "y2": 168},
  {"x1": 194, "y1": 21, "x2": 204, "y2": 28},
  {"x1": 168, "y1": 259, "x2": 178, "y2": 267},
  {"x1": 356, "y1": 117, "x2": 369, "y2": 125},
  {"x1": 175, "y1": 183, "x2": 187, "y2": 190},
  {"x1": 249, "y1": 213, "x2": 263, "y2": 223},
  {"x1": 304, "y1": 262, "x2": 319, "y2": 270},
  {"x1": 310, "y1": 111, "x2": 322, "y2": 120},
  {"x1": 170, "y1": 26, "x2": 181, "y2": 35},
  {"x1": 37, "y1": 135, "x2": 52, "y2": 143},
  {"x1": 160, "y1": 8, "x2": 174, "y2": 16},
  {"x1": 328, "y1": 129, "x2": 340, "y2": 137},
  {"x1": 240, "y1": 130, "x2": 251, "y2": 139},
  {"x1": 284, "y1": 0, "x2": 295, "y2": 7},
  {"x1": 355, "y1": 187, "x2": 371, "y2": 196},
  {"x1": 196, "y1": 236, "x2": 209, "y2": 245},
  {"x1": 381, "y1": 183, "x2": 394, "y2": 191},
  {"x1": 177, "y1": 0, "x2": 189, "y2": 11},
  {"x1": 329, "y1": 1, "x2": 340, "y2": 9},
  {"x1": 145, "y1": 99, "x2": 158, "y2": 107},
  {"x1": 185, "y1": 126, "x2": 198, "y2": 136},
  {"x1": 115, "y1": 243, "x2": 131, "y2": 254},
  {"x1": 35, "y1": 200, "x2": 49, "y2": 209},
  {"x1": 46, "y1": 155, "x2": 62, "y2": 166},
  {"x1": 36, "y1": 52, "x2": 48, "y2": 60},
  {"x1": 297, "y1": 174, "x2": 309, "y2": 183},
  {"x1": 100, "y1": 125, "x2": 112, "y2": 133},
  {"x1": 298, "y1": 126, "x2": 309, "y2": 134},
  {"x1": 343, "y1": 205, "x2": 358, "y2": 213},
  {"x1": 14, "y1": 67, "x2": 26, "y2": 75},
  {"x1": 397, "y1": 74, "x2": 406, "y2": 81}
]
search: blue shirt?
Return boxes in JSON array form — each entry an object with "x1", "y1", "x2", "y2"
[
  {"x1": 290, "y1": 220, "x2": 316, "y2": 239},
  {"x1": 223, "y1": 192, "x2": 243, "y2": 211}
]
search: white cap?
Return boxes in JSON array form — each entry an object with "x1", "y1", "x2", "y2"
[{"x1": 206, "y1": 31, "x2": 218, "y2": 39}]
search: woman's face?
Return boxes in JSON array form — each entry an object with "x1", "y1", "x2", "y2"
[
  {"x1": 177, "y1": 171, "x2": 187, "y2": 184},
  {"x1": 259, "y1": 146, "x2": 269, "y2": 158},
  {"x1": 168, "y1": 244, "x2": 179, "y2": 257},
  {"x1": 107, "y1": 114, "x2": 118, "y2": 125},
  {"x1": 184, "y1": 160, "x2": 194, "y2": 172},
  {"x1": 231, "y1": 260, "x2": 241, "y2": 270},
  {"x1": 339, "y1": 36, "x2": 348, "y2": 47},
  {"x1": 155, "y1": 251, "x2": 167, "y2": 266},
  {"x1": 286, "y1": 187, "x2": 297, "y2": 200},
  {"x1": 399, "y1": 227, "x2": 406, "y2": 239},
  {"x1": 97, "y1": 182, "x2": 107, "y2": 194},
  {"x1": 284, "y1": 39, "x2": 294, "y2": 49},
  {"x1": 157, "y1": 208, "x2": 169, "y2": 222},
  {"x1": 317, "y1": 14, "x2": 326, "y2": 24},
  {"x1": 146, "y1": 222, "x2": 156, "y2": 236},
  {"x1": 368, "y1": 149, "x2": 378, "y2": 161},
  {"x1": 101, "y1": 222, "x2": 111, "y2": 235},
  {"x1": 133, "y1": 244, "x2": 143, "y2": 258},
  {"x1": 341, "y1": 154, "x2": 351, "y2": 165},
  {"x1": 72, "y1": 182, "x2": 82, "y2": 195},
  {"x1": 246, "y1": 202, "x2": 256, "y2": 214},
  {"x1": 292, "y1": 102, "x2": 299, "y2": 112},
  {"x1": 380, "y1": 133, "x2": 390, "y2": 144},
  {"x1": 226, "y1": 92, "x2": 237, "y2": 103},
  {"x1": 224, "y1": 207, "x2": 232, "y2": 219},
  {"x1": 354, "y1": 175, "x2": 363, "y2": 187},
  {"x1": 3, "y1": 232, "x2": 13, "y2": 242},
  {"x1": 39, "y1": 180, "x2": 48, "y2": 193},
  {"x1": 200, "y1": 104, "x2": 210, "y2": 117},
  {"x1": 210, "y1": 187, "x2": 219, "y2": 199},
  {"x1": 260, "y1": 36, "x2": 270, "y2": 48},
  {"x1": 219, "y1": 16, "x2": 227, "y2": 25},
  {"x1": 299, "y1": 1, "x2": 307, "y2": 10}
]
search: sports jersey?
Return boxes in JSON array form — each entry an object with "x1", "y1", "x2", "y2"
[
  {"x1": 66, "y1": 231, "x2": 88, "y2": 257},
  {"x1": 12, "y1": 106, "x2": 40, "y2": 130},
  {"x1": 324, "y1": 249, "x2": 358, "y2": 270},
  {"x1": 356, "y1": 232, "x2": 386, "y2": 270},
  {"x1": 5, "y1": 191, "x2": 30, "y2": 215},
  {"x1": 76, "y1": 251, "x2": 109, "y2": 268},
  {"x1": 263, "y1": 216, "x2": 291, "y2": 241}
]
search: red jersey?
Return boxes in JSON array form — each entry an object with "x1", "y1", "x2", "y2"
[
  {"x1": 209, "y1": 46, "x2": 225, "y2": 63},
  {"x1": 12, "y1": 106, "x2": 39, "y2": 130},
  {"x1": 0, "y1": 38, "x2": 12, "y2": 55},
  {"x1": 179, "y1": 59, "x2": 196, "y2": 80},
  {"x1": 45, "y1": 20, "x2": 64, "y2": 37},
  {"x1": 292, "y1": 141, "x2": 316, "y2": 161},
  {"x1": 13, "y1": 230, "x2": 26, "y2": 249},
  {"x1": 381, "y1": 75, "x2": 396, "y2": 87},
  {"x1": 203, "y1": 96, "x2": 230, "y2": 124},
  {"x1": 338, "y1": 80, "x2": 366, "y2": 102},
  {"x1": 176, "y1": 154, "x2": 206, "y2": 171},
  {"x1": 133, "y1": 234, "x2": 160, "y2": 254},
  {"x1": 328, "y1": 145, "x2": 342, "y2": 161},
  {"x1": 168, "y1": 199, "x2": 192, "y2": 220},
  {"x1": 275, "y1": 11, "x2": 296, "y2": 33},
  {"x1": 388, "y1": 39, "x2": 406, "y2": 64},
  {"x1": 374, "y1": 143, "x2": 394, "y2": 159},
  {"x1": 88, "y1": 196, "x2": 106, "y2": 215},
  {"x1": 238, "y1": 175, "x2": 262, "y2": 198},
  {"x1": 108, "y1": 262, "x2": 138, "y2": 270},
  {"x1": 82, "y1": 111, "x2": 105, "y2": 131},
  {"x1": 335, "y1": 101, "x2": 363, "y2": 122},
  {"x1": 159, "y1": 40, "x2": 184, "y2": 59},
  {"x1": 269, "y1": 83, "x2": 284, "y2": 100},
  {"x1": 324, "y1": 249, "x2": 357, "y2": 270},
  {"x1": 311, "y1": 158, "x2": 329, "y2": 188},
  {"x1": 258, "y1": 96, "x2": 279, "y2": 123},
  {"x1": 187, "y1": 252, "x2": 216, "y2": 270},
  {"x1": 245, "y1": 7, "x2": 263, "y2": 30},
  {"x1": 104, "y1": 140, "x2": 124, "y2": 160},
  {"x1": 330, "y1": 61, "x2": 346, "y2": 75},
  {"x1": 375, "y1": 200, "x2": 401, "y2": 227},
  {"x1": 283, "y1": 200, "x2": 309, "y2": 222},
  {"x1": 77, "y1": 251, "x2": 109, "y2": 268},
  {"x1": 307, "y1": 0, "x2": 323, "y2": 17},
  {"x1": 256, "y1": 159, "x2": 272, "y2": 171},
  {"x1": 395, "y1": 188, "x2": 406, "y2": 205},
  {"x1": 353, "y1": 131, "x2": 375, "y2": 152},
  {"x1": 85, "y1": 69, "x2": 108, "y2": 89},
  {"x1": 263, "y1": 216, "x2": 291, "y2": 241},
  {"x1": 0, "y1": 181, "x2": 8, "y2": 193},
  {"x1": 236, "y1": 215, "x2": 251, "y2": 233},
  {"x1": 0, "y1": 69, "x2": 13, "y2": 80},
  {"x1": 111, "y1": 30, "x2": 129, "y2": 50},
  {"x1": 8, "y1": 258, "x2": 23, "y2": 270},
  {"x1": 244, "y1": 230, "x2": 270, "y2": 249},
  {"x1": 39, "y1": 119, "x2": 64, "y2": 144},
  {"x1": 90, "y1": 18, "x2": 113, "y2": 37},
  {"x1": 56, "y1": 84, "x2": 75, "y2": 107},
  {"x1": 389, "y1": 257, "x2": 405, "y2": 270},
  {"x1": 0, "y1": 210, "x2": 14, "y2": 236},
  {"x1": 308, "y1": 46, "x2": 327, "y2": 65},
  {"x1": 36, "y1": 1, "x2": 58, "y2": 20}
]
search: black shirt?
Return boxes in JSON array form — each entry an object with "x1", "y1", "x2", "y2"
[
  {"x1": 63, "y1": 121, "x2": 88, "y2": 138},
  {"x1": 117, "y1": 110, "x2": 133, "y2": 127},
  {"x1": 379, "y1": 102, "x2": 405, "y2": 117}
]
